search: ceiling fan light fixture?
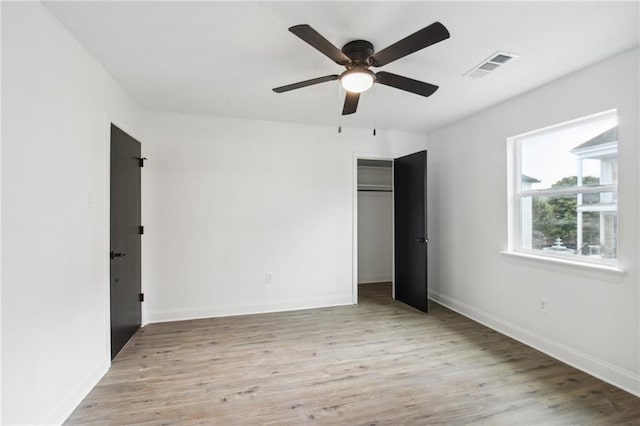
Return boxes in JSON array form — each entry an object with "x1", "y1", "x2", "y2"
[{"x1": 340, "y1": 68, "x2": 375, "y2": 93}]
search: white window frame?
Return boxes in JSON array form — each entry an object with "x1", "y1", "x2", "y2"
[{"x1": 506, "y1": 110, "x2": 619, "y2": 267}]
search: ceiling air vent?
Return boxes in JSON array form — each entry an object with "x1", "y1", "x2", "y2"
[{"x1": 464, "y1": 51, "x2": 519, "y2": 78}]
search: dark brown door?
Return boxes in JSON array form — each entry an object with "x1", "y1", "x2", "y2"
[
  {"x1": 110, "y1": 124, "x2": 142, "y2": 359},
  {"x1": 394, "y1": 150, "x2": 428, "y2": 312}
]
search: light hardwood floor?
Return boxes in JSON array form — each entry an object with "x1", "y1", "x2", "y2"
[{"x1": 66, "y1": 283, "x2": 639, "y2": 425}]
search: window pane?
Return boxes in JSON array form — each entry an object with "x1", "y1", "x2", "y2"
[
  {"x1": 521, "y1": 193, "x2": 617, "y2": 260},
  {"x1": 580, "y1": 156, "x2": 618, "y2": 186},
  {"x1": 521, "y1": 122, "x2": 617, "y2": 191},
  {"x1": 525, "y1": 194, "x2": 579, "y2": 251},
  {"x1": 579, "y1": 211, "x2": 617, "y2": 259}
]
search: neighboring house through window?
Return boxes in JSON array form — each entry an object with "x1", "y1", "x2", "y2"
[{"x1": 570, "y1": 127, "x2": 618, "y2": 257}]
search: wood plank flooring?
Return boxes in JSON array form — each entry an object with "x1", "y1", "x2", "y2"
[{"x1": 66, "y1": 283, "x2": 639, "y2": 425}]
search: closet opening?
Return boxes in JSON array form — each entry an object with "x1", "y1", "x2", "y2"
[{"x1": 356, "y1": 158, "x2": 394, "y2": 303}]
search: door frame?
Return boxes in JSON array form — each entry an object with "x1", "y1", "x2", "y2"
[
  {"x1": 102, "y1": 115, "x2": 145, "y2": 363},
  {"x1": 352, "y1": 152, "x2": 395, "y2": 304}
]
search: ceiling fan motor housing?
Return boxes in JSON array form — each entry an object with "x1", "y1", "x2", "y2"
[{"x1": 341, "y1": 40, "x2": 375, "y2": 66}]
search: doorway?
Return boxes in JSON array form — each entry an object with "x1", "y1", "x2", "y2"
[
  {"x1": 110, "y1": 124, "x2": 142, "y2": 359},
  {"x1": 353, "y1": 151, "x2": 428, "y2": 312},
  {"x1": 356, "y1": 158, "x2": 394, "y2": 302}
]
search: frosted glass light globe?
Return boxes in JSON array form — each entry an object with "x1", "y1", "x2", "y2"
[{"x1": 340, "y1": 69, "x2": 375, "y2": 93}]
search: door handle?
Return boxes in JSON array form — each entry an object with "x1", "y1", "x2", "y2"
[
  {"x1": 416, "y1": 237, "x2": 429, "y2": 244},
  {"x1": 110, "y1": 251, "x2": 127, "y2": 259}
]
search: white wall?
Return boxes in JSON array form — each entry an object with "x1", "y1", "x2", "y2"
[
  {"x1": 426, "y1": 48, "x2": 639, "y2": 395},
  {"x1": 139, "y1": 112, "x2": 426, "y2": 323},
  {"x1": 0, "y1": 3, "x2": 4, "y2": 421},
  {"x1": 1, "y1": 3, "x2": 142, "y2": 424},
  {"x1": 358, "y1": 166, "x2": 393, "y2": 283}
]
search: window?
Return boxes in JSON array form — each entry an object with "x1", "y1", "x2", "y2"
[{"x1": 508, "y1": 110, "x2": 618, "y2": 265}]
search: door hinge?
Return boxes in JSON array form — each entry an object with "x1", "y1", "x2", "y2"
[
  {"x1": 139, "y1": 293, "x2": 144, "y2": 302},
  {"x1": 139, "y1": 225, "x2": 144, "y2": 235},
  {"x1": 137, "y1": 157, "x2": 147, "y2": 167}
]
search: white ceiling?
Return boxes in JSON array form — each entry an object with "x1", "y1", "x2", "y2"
[{"x1": 45, "y1": 1, "x2": 639, "y2": 133}]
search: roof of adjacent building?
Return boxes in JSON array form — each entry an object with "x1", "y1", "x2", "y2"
[
  {"x1": 522, "y1": 174, "x2": 541, "y2": 183},
  {"x1": 571, "y1": 126, "x2": 617, "y2": 152}
]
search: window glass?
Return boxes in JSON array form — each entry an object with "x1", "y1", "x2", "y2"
[{"x1": 520, "y1": 115, "x2": 617, "y2": 191}]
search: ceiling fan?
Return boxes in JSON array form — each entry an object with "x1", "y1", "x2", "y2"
[{"x1": 273, "y1": 22, "x2": 450, "y2": 115}]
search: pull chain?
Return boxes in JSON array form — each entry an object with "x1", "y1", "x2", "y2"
[
  {"x1": 337, "y1": 81, "x2": 342, "y2": 133},
  {"x1": 372, "y1": 84, "x2": 377, "y2": 136}
]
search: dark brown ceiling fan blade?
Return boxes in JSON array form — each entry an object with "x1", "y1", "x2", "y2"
[
  {"x1": 273, "y1": 75, "x2": 339, "y2": 93},
  {"x1": 369, "y1": 22, "x2": 450, "y2": 67},
  {"x1": 342, "y1": 91, "x2": 360, "y2": 115},
  {"x1": 376, "y1": 72, "x2": 439, "y2": 97},
  {"x1": 289, "y1": 25, "x2": 351, "y2": 66}
]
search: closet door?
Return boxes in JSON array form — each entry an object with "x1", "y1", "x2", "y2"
[
  {"x1": 394, "y1": 150, "x2": 428, "y2": 312},
  {"x1": 110, "y1": 124, "x2": 142, "y2": 359}
]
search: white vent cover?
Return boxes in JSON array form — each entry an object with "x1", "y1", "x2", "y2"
[{"x1": 464, "y1": 51, "x2": 519, "y2": 78}]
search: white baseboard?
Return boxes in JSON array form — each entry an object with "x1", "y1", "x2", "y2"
[
  {"x1": 148, "y1": 294, "x2": 354, "y2": 324},
  {"x1": 358, "y1": 275, "x2": 392, "y2": 284},
  {"x1": 46, "y1": 358, "x2": 110, "y2": 425},
  {"x1": 428, "y1": 290, "x2": 640, "y2": 397}
]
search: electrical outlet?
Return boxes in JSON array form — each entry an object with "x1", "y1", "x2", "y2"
[
  {"x1": 539, "y1": 298, "x2": 548, "y2": 313},
  {"x1": 265, "y1": 273, "x2": 272, "y2": 284}
]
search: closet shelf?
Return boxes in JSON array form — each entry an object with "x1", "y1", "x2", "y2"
[{"x1": 358, "y1": 184, "x2": 392, "y2": 192}]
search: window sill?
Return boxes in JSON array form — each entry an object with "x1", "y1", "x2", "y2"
[{"x1": 500, "y1": 251, "x2": 625, "y2": 280}]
